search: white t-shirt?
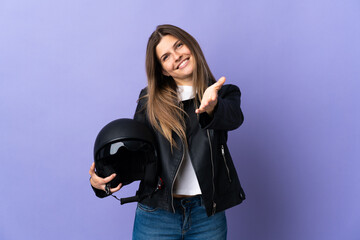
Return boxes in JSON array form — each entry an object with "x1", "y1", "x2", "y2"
[{"x1": 173, "y1": 85, "x2": 202, "y2": 195}]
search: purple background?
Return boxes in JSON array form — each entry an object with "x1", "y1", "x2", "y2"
[{"x1": 1, "y1": 0, "x2": 359, "y2": 239}]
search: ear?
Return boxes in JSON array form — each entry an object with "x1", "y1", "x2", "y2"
[{"x1": 162, "y1": 69, "x2": 170, "y2": 76}]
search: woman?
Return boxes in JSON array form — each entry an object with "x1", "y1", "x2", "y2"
[{"x1": 89, "y1": 24, "x2": 245, "y2": 240}]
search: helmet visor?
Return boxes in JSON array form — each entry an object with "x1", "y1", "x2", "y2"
[{"x1": 95, "y1": 139, "x2": 154, "y2": 186}]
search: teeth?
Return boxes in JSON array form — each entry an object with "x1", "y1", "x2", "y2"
[{"x1": 179, "y1": 59, "x2": 188, "y2": 69}]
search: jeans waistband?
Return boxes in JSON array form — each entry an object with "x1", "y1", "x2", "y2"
[{"x1": 173, "y1": 195, "x2": 202, "y2": 209}]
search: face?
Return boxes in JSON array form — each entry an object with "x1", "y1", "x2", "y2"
[{"x1": 156, "y1": 35, "x2": 195, "y2": 86}]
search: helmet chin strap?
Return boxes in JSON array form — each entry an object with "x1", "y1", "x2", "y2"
[
  {"x1": 104, "y1": 182, "x2": 144, "y2": 204},
  {"x1": 105, "y1": 176, "x2": 165, "y2": 205},
  {"x1": 120, "y1": 196, "x2": 140, "y2": 204}
]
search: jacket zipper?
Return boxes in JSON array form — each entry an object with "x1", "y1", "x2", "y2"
[
  {"x1": 207, "y1": 129, "x2": 216, "y2": 215},
  {"x1": 170, "y1": 141, "x2": 185, "y2": 213},
  {"x1": 221, "y1": 145, "x2": 232, "y2": 183}
]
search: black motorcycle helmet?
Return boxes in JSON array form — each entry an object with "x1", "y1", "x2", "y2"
[{"x1": 93, "y1": 118, "x2": 159, "y2": 204}]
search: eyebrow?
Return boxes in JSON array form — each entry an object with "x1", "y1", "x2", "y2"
[{"x1": 160, "y1": 40, "x2": 181, "y2": 60}]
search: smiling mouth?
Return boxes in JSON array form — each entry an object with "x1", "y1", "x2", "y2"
[{"x1": 177, "y1": 58, "x2": 189, "y2": 69}]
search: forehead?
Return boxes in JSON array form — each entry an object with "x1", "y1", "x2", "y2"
[{"x1": 155, "y1": 35, "x2": 179, "y2": 57}]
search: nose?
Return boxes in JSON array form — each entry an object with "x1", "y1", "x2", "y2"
[{"x1": 174, "y1": 52, "x2": 182, "y2": 62}]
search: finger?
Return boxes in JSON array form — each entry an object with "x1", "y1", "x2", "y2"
[
  {"x1": 213, "y1": 76, "x2": 226, "y2": 90},
  {"x1": 110, "y1": 183, "x2": 123, "y2": 193},
  {"x1": 89, "y1": 162, "x2": 95, "y2": 175},
  {"x1": 196, "y1": 103, "x2": 207, "y2": 113},
  {"x1": 195, "y1": 104, "x2": 208, "y2": 114},
  {"x1": 197, "y1": 96, "x2": 214, "y2": 110},
  {"x1": 103, "y1": 173, "x2": 117, "y2": 183},
  {"x1": 195, "y1": 108, "x2": 204, "y2": 114},
  {"x1": 202, "y1": 98, "x2": 216, "y2": 108}
]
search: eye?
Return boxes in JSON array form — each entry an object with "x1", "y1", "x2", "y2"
[
  {"x1": 176, "y1": 42, "x2": 183, "y2": 48},
  {"x1": 162, "y1": 55, "x2": 168, "y2": 62}
]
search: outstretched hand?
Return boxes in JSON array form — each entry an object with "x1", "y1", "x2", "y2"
[
  {"x1": 195, "y1": 76, "x2": 226, "y2": 115},
  {"x1": 89, "y1": 162, "x2": 122, "y2": 194}
]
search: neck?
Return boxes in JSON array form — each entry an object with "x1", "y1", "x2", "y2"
[{"x1": 174, "y1": 78, "x2": 193, "y2": 86}]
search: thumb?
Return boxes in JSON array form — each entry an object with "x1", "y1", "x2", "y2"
[
  {"x1": 89, "y1": 162, "x2": 96, "y2": 175},
  {"x1": 213, "y1": 76, "x2": 226, "y2": 90}
]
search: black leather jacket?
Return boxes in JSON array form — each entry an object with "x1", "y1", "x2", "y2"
[{"x1": 134, "y1": 84, "x2": 245, "y2": 216}]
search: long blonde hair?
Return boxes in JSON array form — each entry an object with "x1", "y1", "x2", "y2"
[{"x1": 144, "y1": 24, "x2": 215, "y2": 148}]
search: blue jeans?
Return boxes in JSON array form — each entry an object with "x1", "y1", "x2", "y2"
[{"x1": 132, "y1": 195, "x2": 227, "y2": 240}]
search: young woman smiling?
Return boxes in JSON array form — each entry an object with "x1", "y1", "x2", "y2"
[{"x1": 90, "y1": 24, "x2": 246, "y2": 240}]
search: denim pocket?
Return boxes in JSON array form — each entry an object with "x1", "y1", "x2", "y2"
[{"x1": 137, "y1": 203, "x2": 158, "y2": 212}]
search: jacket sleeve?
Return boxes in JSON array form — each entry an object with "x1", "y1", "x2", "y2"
[
  {"x1": 199, "y1": 84, "x2": 244, "y2": 130},
  {"x1": 133, "y1": 88, "x2": 148, "y2": 123}
]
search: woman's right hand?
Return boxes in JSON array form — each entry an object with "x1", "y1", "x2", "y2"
[{"x1": 89, "y1": 162, "x2": 122, "y2": 194}]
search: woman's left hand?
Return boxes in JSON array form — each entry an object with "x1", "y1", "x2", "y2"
[{"x1": 195, "y1": 76, "x2": 226, "y2": 116}]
